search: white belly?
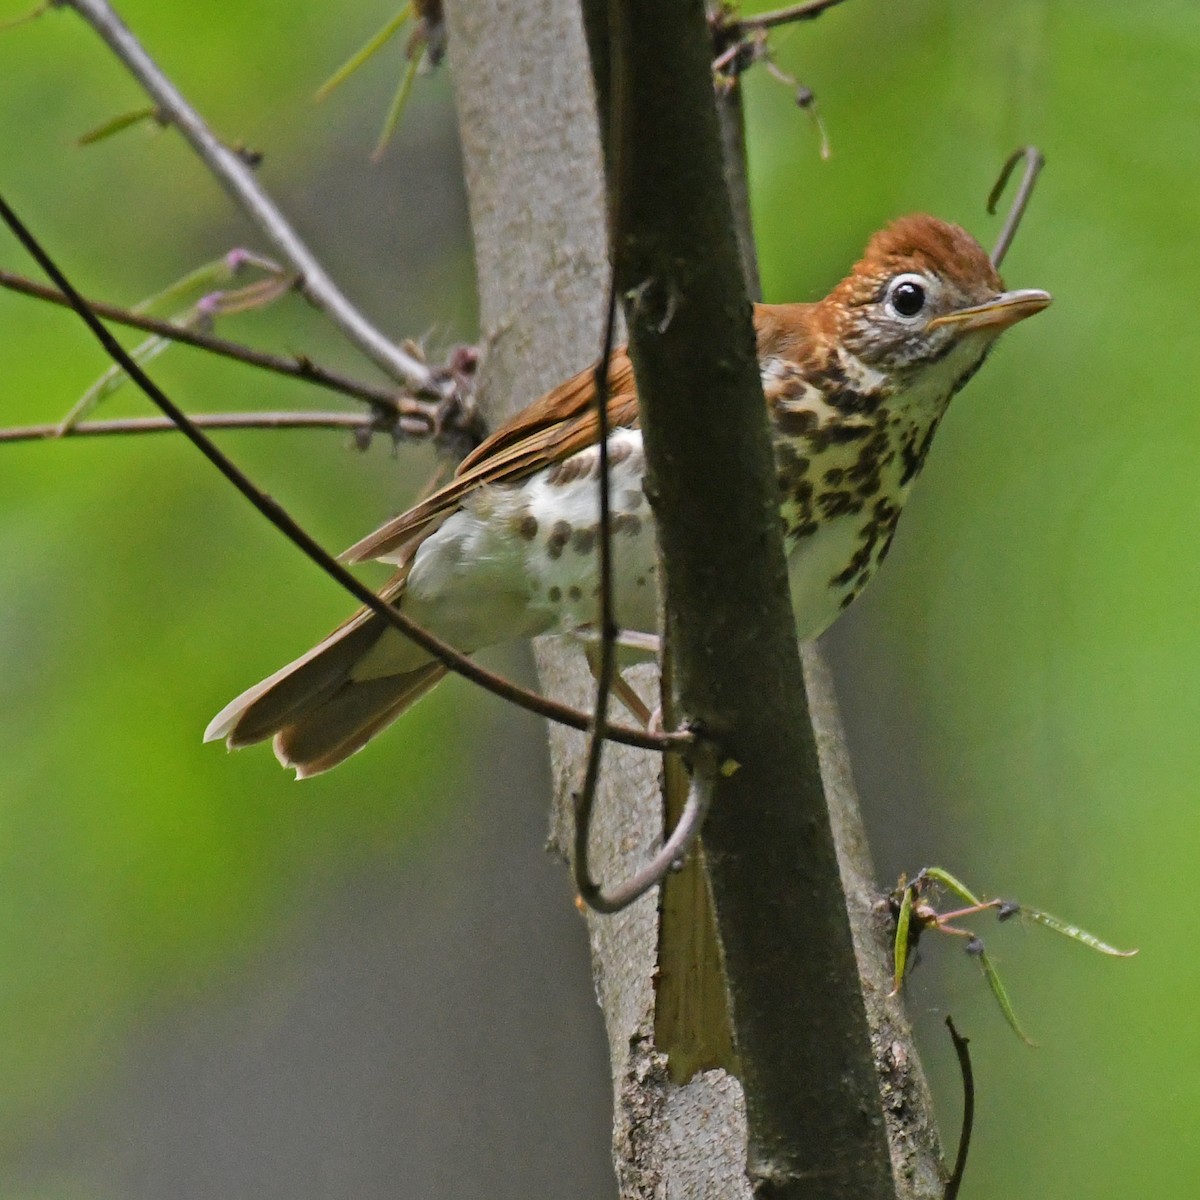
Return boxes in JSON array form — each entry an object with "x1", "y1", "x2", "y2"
[
  {"x1": 395, "y1": 425, "x2": 897, "y2": 668},
  {"x1": 403, "y1": 427, "x2": 659, "y2": 649}
]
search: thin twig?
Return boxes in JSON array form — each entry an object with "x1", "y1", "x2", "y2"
[
  {"x1": 0, "y1": 411, "x2": 379, "y2": 444},
  {"x1": 62, "y1": 0, "x2": 435, "y2": 391},
  {"x1": 943, "y1": 1017, "x2": 975, "y2": 1200},
  {"x1": 571, "y1": 0, "x2": 629, "y2": 910},
  {"x1": 571, "y1": 266, "x2": 621, "y2": 909},
  {"x1": 732, "y1": 0, "x2": 849, "y2": 34},
  {"x1": 987, "y1": 145, "x2": 1044, "y2": 269},
  {"x1": 0, "y1": 268, "x2": 411, "y2": 416},
  {"x1": 583, "y1": 750, "x2": 718, "y2": 915},
  {"x1": 0, "y1": 193, "x2": 690, "y2": 756},
  {"x1": 709, "y1": 6, "x2": 833, "y2": 159}
]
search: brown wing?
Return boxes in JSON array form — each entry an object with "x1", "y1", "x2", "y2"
[
  {"x1": 343, "y1": 349, "x2": 640, "y2": 563},
  {"x1": 342, "y1": 303, "x2": 813, "y2": 564}
]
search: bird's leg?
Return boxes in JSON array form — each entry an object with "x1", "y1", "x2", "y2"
[
  {"x1": 614, "y1": 630, "x2": 661, "y2": 655},
  {"x1": 579, "y1": 631, "x2": 661, "y2": 728}
]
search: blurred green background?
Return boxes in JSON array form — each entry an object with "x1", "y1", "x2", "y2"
[{"x1": 0, "y1": 1, "x2": 1195, "y2": 1196}]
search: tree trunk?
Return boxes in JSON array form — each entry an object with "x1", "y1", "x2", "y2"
[{"x1": 444, "y1": 2, "x2": 944, "y2": 1195}]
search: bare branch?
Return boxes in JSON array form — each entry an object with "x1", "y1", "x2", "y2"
[
  {"x1": 571, "y1": 270, "x2": 624, "y2": 907},
  {"x1": 987, "y1": 145, "x2": 1044, "y2": 268},
  {"x1": 943, "y1": 1018, "x2": 975, "y2": 1200},
  {"x1": 0, "y1": 266, "x2": 449, "y2": 422},
  {"x1": 732, "y1": 0, "x2": 850, "y2": 33},
  {"x1": 0, "y1": 192, "x2": 690, "y2": 756},
  {"x1": 62, "y1": 0, "x2": 436, "y2": 391},
  {"x1": 0, "y1": 411, "x2": 377, "y2": 444}
]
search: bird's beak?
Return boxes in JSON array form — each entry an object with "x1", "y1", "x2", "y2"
[{"x1": 929, "y1": 288, "x2": 1052, "y2": 333}]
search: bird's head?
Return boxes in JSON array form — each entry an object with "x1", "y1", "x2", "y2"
[{"x1": 822, "y1": 214, "x2": 1051, "y2": 394}]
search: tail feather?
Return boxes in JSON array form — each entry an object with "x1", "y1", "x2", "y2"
[
  {"x1": 205, "y1": 567, "x2": 450, "y2": 775},
  {"x1": 274, "y1": 663, "x2": 447, "y2": 778},
  {"x1": 205, "y1": 615, "x2": 385, "y2": 748}
]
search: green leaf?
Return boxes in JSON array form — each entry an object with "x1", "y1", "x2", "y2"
[
  {"x1": 58, "y1": 334, "x2": 173, "y2": 433},
  {"x1": 892, "y1": 883, "x2": 914, "y2": 993},
  {"x1": 205, "y1": 273, "x2": 296, "y2": 317},
  {"x1": 133, "y1": 252, "x2": 280, "y2": 317},
  {"x1": 1023, "y1": 907, "x2": 1139, "y2": 958},
  {"x1": 77, "y1": 105, "x2": 160, "y2": 147},
  {"x1": 0, "y1": 1, "x2": 48, "y2": 33},
  {"x1": 974, "y1": 943, "x2": 1037, "y2": 1047},
  {"x1": 921, "y1": 866, "x2": 984, "y2": 908},
  {"x1": 370, "y1": 47, "x2": 422, "y2": 163},
  {"x1": 314, "y1": 6, "x2": 412, "y2": 102}
]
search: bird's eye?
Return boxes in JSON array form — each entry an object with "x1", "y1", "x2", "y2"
[{"x1": 885, "y1": 275, "x2": 928, "y2": 319}]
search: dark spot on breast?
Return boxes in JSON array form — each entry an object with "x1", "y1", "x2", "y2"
[
  {"x1": 824, "y1": 467, "x2": 844, "y2": 485},
  {"x1": 613, "y1": 513, "x2": 643, "y2": 537},
  {"x1": 548, "y1": 586, "x2": 562, "y2": 602},
  {"x1": 829, "y1": 496, "x2": 902, "y2": 589},
  {"x1": 843, "y1": 428, "x2": 891, "y2": 501},
  {"x1": 608, "y1": 438, "x2": 633, "y2": 466},
  {"x1": 847, "y1": 390, "x2": 886, "y2": 415},
  {"x1": 517, "y1": 513, "x2": 538, "y2": 540},
  {"x1": 546, "y1": 519, "x2": 572, "y2": 559},
  {"x1": 547, "y1": 455, "x2": 592, "y2": 486},
  {"x1": 775, "y1": 443, "x2": 811, "y2": 494},
  {"x1": 572, "y1": 527, "x2": 596, "y2": 555},
  {"x1": 818, "y1": 490, "x2": 862, "y2": 519},
  {"x1": 827, "y1": 422, "x2": 873, "y2": 445},
  {"x1": 568, "y1": 585, "x2": 583, "y2": 601},
  {"x1": 899, "y1": 419, "x2": 940, "y2": 485},
  {"x1": 817, "y1": 362, "x2": 885, "y2": 415},
  {"x1": 821, "y1": 359, "x2": 849, "y2": 390},
  {"x1": 774, "y1": 407, "x2": 819, "y2": 438},
  {"x1": 832, "y1": 544, "x2": 872, "y2": 587}
]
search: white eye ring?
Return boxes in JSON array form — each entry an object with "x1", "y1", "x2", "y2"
[{"x1": 884, "y1": 273, "x2": 930, "y2": 320}]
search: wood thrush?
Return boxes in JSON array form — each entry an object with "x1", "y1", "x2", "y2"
[{"x1": 206, "y1": 214, "x2": 1050, "y2": 776}]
